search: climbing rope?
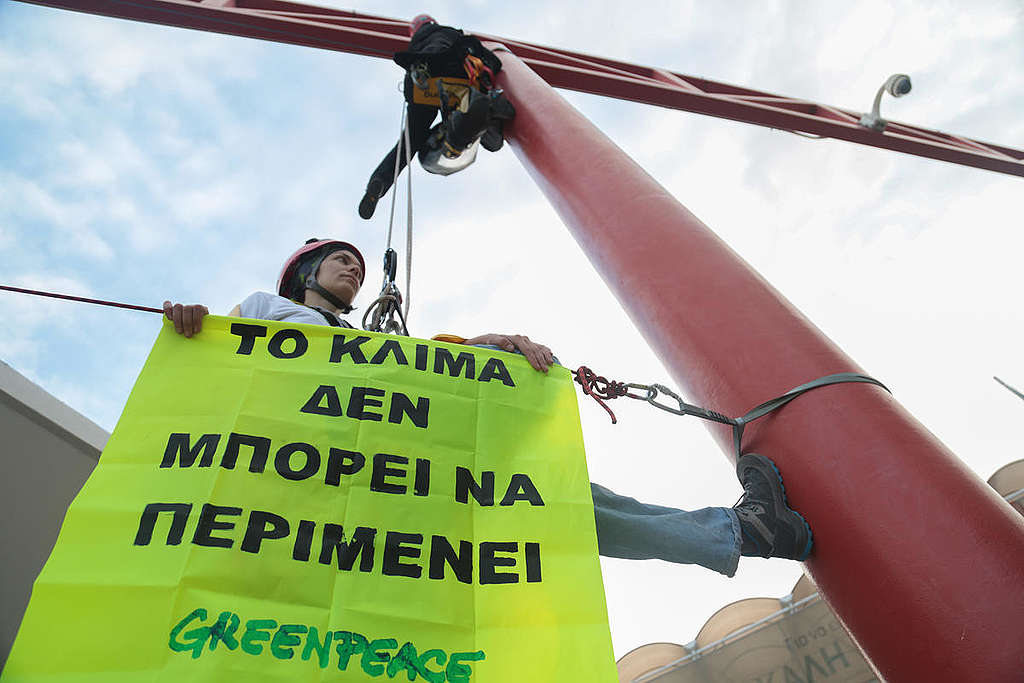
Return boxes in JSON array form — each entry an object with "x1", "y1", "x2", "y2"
[
  {"x1": 574, "y1": 365, "x2": 889, "y2": 459},
  {"x1": 463, "y1": 54, "x2": 494, "y2": 90},
  {"x1": 572, "y1": 366, "x2": 645, "y2": 424},
  {"x1": 0, "y1": 284, "x2": 162, "y2": 314},
  {"x1": 364, "y1": 100, "x2": 415, "y2": 336},
  {"x1": 0, "y1": 282, "x2": 415, "y2": 341}
]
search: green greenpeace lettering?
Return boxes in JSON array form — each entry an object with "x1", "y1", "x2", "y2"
[{"x1": 169, "y1": 607, "x2": 486, "y2": 680}]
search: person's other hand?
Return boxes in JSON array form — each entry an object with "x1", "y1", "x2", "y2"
[
  {"x1": 163, "y1": 301, "x2": 209, "y2": 338},
  {"x1": 463, "y1": 333, "x2": 555, "y2": 373}
]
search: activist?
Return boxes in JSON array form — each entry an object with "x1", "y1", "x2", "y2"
[
  {"x1": 164, "y1": 238, "x2": 812, "y2": 577},
  {"x1": 358, "y1": 15, "x2": 514, "y2": 220}
]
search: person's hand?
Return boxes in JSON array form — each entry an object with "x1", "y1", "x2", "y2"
[
  {"x1": 163, "y1": 301, "x2": 209, "y2": 338},
  {"x1": 462, "y1": 333, "x2": 555, "y2": 373}
]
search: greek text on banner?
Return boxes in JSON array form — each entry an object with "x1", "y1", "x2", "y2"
[{"x1": 3, "y1": 316, "x2": 617, "y2": 682}]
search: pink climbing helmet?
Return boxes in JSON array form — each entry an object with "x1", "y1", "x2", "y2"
[
  {"x1": 277, "y1": 238, "x2": 366, "y2": 301},
  {"x1": 410, "y1": 13, "x2": 436, "y2": 36}
]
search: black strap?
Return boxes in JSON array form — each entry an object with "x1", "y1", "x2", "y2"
[
  {"x1": 305, "y1": 280, "x2": 353, "y2": 315},
  {"x1": 730, "y1": 372, "x2": 889, "y2": 460},
  {"x1": 312, "y1": 307, "x2": 353, "y2": 328},
  {"x1": 639, "y1": 372, "x2": 889, "y2": 460},
  {"x1": 317, "y1": 309, "x2": 340, "y2": 326}
]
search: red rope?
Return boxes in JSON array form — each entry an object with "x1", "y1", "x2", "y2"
[
  {"x1": 463, "y1": 55, "x2": 495, "y2": 90},
  {"x1": 0, "y1": 285, "x2": 162, "y2": 314},
  {"x1": 573, "y1": 366, "x2": 632, "y2": 424}
]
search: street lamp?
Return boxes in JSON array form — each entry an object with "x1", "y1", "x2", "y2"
[{"x1": 859, "y1": 73, "x2": 912, "y2": 131}]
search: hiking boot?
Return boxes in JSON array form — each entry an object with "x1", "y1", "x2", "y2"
[
  {"x1": 489, "y1": 90, "x2": 515, "y2": 120},
  {"x1": 444, "y1": 90, "x2": 491, "y2": 151},
  {"x1": 358, "y1": 178, "x2": 385, "y2": 220},
  {"x1": 481, "y1": 121, "x2": 504, "y2": 152},
  {"x1": 733, "y1": 453, "x2": 813, "y2": 561},
  {"x1": 480, "y1": 92, "x2": 513, "y2": 152}
]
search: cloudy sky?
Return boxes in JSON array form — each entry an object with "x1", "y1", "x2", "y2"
[{"x1": 2, "y1": 0, "x2": 1022, "y2": 663}]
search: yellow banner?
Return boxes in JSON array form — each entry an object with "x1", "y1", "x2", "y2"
[{"x1": 4, "y1": 316, "x2": 616, "y2": 682}]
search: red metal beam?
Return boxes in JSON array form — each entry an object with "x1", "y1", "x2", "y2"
[
  {"x1": 493, "y1": 45, "x2": 1024, "y2": 683},
  {"x1": 17, "y1": 0, "x2": 1024, "y2": 177}
]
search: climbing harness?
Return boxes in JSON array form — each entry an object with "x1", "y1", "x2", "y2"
[
  {"x1": 574, "y1": 366, "x2": 889, "y2": 460},
  {"x1": 363, "y1": 101, "x2": 414, "y2": 336},
  {"x1": 410, "y1": 75, "x2": 472, "y2": 109},
  {"x1": 309, "y1": 306, "x2": 349, "y2": 327},
  {"x1": 417, "y1": 79, "x2": 482, "y2": 174},
  {"x1": 412, "y1": 43, "x2": 512, "y2": 175}
]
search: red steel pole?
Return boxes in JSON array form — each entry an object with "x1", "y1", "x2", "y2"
[{"x1": 491, "y1": 45, "x2": 1024, "y2": 682}]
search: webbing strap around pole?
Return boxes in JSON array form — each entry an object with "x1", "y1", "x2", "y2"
[
  {"x1": 730, "y1": 373, "x2": 890, "y2": 460},
  {"x1": 580, "y1": 369, "x2": 891, "y2": 459}
]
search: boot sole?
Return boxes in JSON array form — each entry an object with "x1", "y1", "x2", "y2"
[
  {"x1": 358, "y1": 194, "x2": 378, "y2": 220},
  {"x1": 737, "y1": 453, "x2": 813, "y2": 561}
]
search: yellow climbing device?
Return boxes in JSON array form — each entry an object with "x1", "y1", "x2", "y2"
[
  {"x1": 3, "y1": 316, "x2": 616, "y2": 682},
  {"x1": 412, "y1": 77, "x2": 473, "y2": 109}
]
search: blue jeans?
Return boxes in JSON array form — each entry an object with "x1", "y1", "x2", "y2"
[{"x1": 591, "y1": 483, "x2": 742, "y2": 577}]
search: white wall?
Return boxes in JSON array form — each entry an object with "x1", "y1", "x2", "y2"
[{"x1": 0, "y1": 360, "x2": 107, "y2": 670}]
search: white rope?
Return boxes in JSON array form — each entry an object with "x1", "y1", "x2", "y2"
[
  {"x1": 367, "y1": 98, "x2": 415, "y2": 336},
  {"x1": 383, "y1": 101, "x2": 405, "y2": 262},
  {"x1": 402, "y1": 102, "x2": 413, "y2": 324}
]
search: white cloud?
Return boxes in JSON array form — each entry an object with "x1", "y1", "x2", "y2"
[
  {"x1": 0, "y1": 172, "x2": 115, "y2": 262},
  {"x1": 3, "y1": 0, "x2": 1022, "y2": 662},
  {"x1": 55, "y1": 140, "x2": 121, "y2": 186}
]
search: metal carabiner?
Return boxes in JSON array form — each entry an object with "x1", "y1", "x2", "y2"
[
  {"x1": 624, "y1": 382, "x2": 656, "y2": 401},
  {"x1": 646, "y1": 384, "x2": 736, "y2": 426},
  {"x1": 382, "y1": 248, "x2": 398, "y2": 285},
  {"x1": 410, "y1": 62, "x2": 430, "y2": 90}
]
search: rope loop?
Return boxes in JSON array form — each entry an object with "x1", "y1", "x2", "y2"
[
  {"x1": 573, "y1": 366, "x2": 640, "y2": 424},
  {"x1": 361, "y1": 282, "x2": 408, "y2": 336}
]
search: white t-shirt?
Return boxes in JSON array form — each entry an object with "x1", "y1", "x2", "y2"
[{"x1": 238, "y1": 292, "x2": 353, "y2": 328}]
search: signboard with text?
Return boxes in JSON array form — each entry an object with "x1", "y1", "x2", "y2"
[
  {"x1": 648, "y1": 598, "x2": 878, "y2": 683},
  {"x1": 4, "y1": 317, "x2": 617, "y2": 682}
]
